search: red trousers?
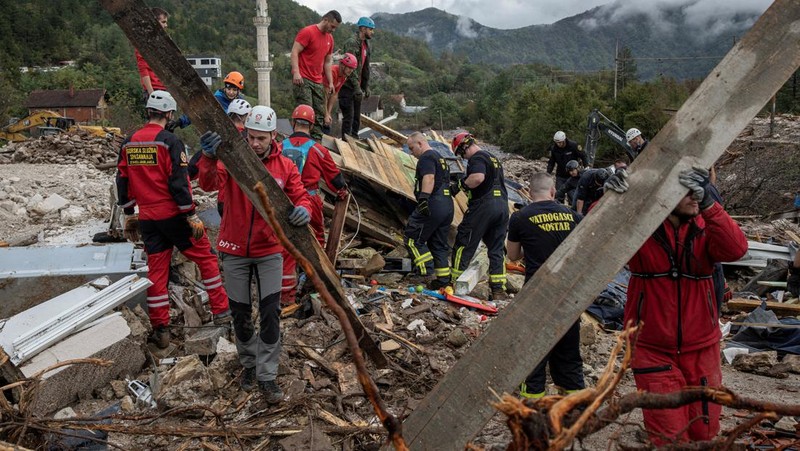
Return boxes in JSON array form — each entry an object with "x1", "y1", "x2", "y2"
[
  {"x1": 146, "y1": 233, "x2": 229, "y2": 327},
  {"x1": 632, "y1": 342, "x2": 722, "y2": 445}
]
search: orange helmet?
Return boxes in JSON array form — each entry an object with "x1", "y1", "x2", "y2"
[
  {"x1": 223, "y1": 71, "x2": 244, "y2": 89},
  {"x1": 340, "y1": 53, "x2": 358, "y2": 69},
  {"x1": 292, "y1": 104, "x2": 315, "y2": 124},
  {"x1": 452, "y1": 132, "x2": 474, "y2": 156}
]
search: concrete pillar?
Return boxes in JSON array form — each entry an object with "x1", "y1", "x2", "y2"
[{"x1": 254, "y1": 0, "x2": 273, "y2": 107}]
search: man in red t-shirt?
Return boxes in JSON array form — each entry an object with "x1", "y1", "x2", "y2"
[
  {"x1": 324, "y1": 53, "x2": 357, "y2": 133},
  {"x1": 290, "y1": 10, "x2": 341, "y2": 140},
  {"x1": 134, "y1": 7, "x2": 169, "y2": 100}
]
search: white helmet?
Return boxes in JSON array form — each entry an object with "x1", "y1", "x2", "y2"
[
  {"x1": 553, "y1": 131, "x2": 566, "y2": 142},
  {"x1": 228, "y1": 99, "x2": 252, "y2": 116},
  {"x1": 245, "y1": 105, "x2": 277, "y2": 132},
  {"x1": 626, "y1": 128, "x2": 642, "y2": 143},
  {"x1": 146, "y1": 90, "x2": 177, "y2": 112}
]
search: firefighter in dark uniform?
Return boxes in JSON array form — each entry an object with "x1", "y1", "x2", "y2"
[
  {"x1": 450, "y1": 132, "x2": 509, "y2": 300},
  {"x1": 507, "y1": 172, "x2": 584, "y2": 398},
  {"x1": 116, "y1": 91, "x2": 231, "y2": 349},
  {"x1": 404, "y1": 132, "x2": 454, "y2": 289}
]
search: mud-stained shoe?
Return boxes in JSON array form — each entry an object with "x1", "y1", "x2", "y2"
[
  {"x1": 150, "y1": 325, "x2": 170, "y2": 349},
  {"x1": 259, "y1": 380, "x2": 284, "y2": 404},
  {"x1": 240, "y1": 367, "x2": 256, "y2": 391},
  {"x1": 212, "y1": 309, "x2": 233, "y2": 325}
]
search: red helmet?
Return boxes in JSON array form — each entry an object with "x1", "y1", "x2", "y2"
[
  {"x1": 340, "y1": 53, "x2": 358, "y2": 69},
  {"x1": 292, "y1": 104, "x2": 315, "y2": 124},
  {"x1": 452, "y1": 132, "x2": 474, "y2": 156}
]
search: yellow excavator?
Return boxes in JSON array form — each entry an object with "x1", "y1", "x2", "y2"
[{"x1": 0, "y1": 110, "x2": 122, "y2": 142}]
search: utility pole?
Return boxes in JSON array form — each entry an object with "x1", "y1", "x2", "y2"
[
  {"x1": 254, "y1": 0, "x2": 272, "y2": 106},
  {"x1": 613, "y1": 39, "x2": 619, "y2": 102}
]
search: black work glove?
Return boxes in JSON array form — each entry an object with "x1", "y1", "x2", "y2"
[
  {"x1": 415, "y1": 193, "x2": 431, "y2": 216},
  {"x1": 678, "y1": 166, "x2": 714, "y2": 210},
  {"x1": 788, "y1": 266, "x2": 800, "y2": 298}
]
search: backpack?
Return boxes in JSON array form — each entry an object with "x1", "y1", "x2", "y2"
[{"x1": 281, "y1": 138, "x2": 315, "y2": 174}]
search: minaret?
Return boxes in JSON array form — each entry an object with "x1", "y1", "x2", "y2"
[{"x1": 254, "y1": 0, "x2": 272, "y2": 106}]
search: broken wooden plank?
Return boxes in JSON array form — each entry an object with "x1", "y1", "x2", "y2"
[
  {"x1": 101, "y1": 0, "x2": 386, "y2": 369},
  {"x1": 325, "y1": 193, "x2": 350, "y2": 264},
  {"x1": 295, "y1": 339, "x2": 336, "y2": 376},
  {"x1": 359, "y1": 114, "x2": 407, "y2": 145},
  {"x1": 375, "y1": 324, "x2": 426, "y2": 354},
  {"x1": 401, "y1": 3, "x2": 800, "y2": 448},
  {"x1": 727, "y1": 298, "x2": 800, "y2": 316}
]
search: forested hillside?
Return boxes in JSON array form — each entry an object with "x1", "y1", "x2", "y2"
[{"x1": 1, "y1": 1, "x2": 797, "y2": 164}]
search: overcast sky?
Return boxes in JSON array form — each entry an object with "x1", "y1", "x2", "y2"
[{"x1": 295, "y1": 0, "x2": 772, "y2": 30}]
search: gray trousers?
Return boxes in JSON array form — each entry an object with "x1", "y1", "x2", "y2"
[{"x1": 220, "y1": 252, "x2": 283, "y2": 382}]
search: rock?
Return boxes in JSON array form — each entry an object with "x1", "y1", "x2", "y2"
[
  {"x1": 774, "y1": 416, "x2": 799, "y2": 431},
  {"x1": 110, "y1": 380, "x2": 128, "y2": 398},
  {"x1": 31, "y1": 193, "x2": 69, "y2": 215},
  {"x1": 782, "y1": 354, "x2": 800, "y2": 374},
  {"x1": 469, "y1": 282, "x2": 491, "y2": 301},
  {"x1": 0, "y1": 200, "x2": 16, "y2": 213},
  {"x1": 380, "y1": 339, "x2": 401, "y2": 352},
  {"x1": 157, "y1": 355, "x2": 217, "y2": 409},
  {"x1": 120, "y1": 396, "x2": 135, "y2": 413},
  {"x1": 447, "y1": 328, "x2": 469, "y2": 348},
  {"x1": 732, "y1": 351, "x2": 779, "y2": 375},
  {"x1": 372, "y1": 272, "x2": 404, "y2": 286},
  {"x1": 184, "y1": 326, "x2": 227, "y2": 356},
  {"x1": 26, "y1": 193, "x2": 44, "y2": 208},
  {"x1": 580, "y1": 321, "x2": 597, "y2": 346},
  {"x1": 339, "y1": 247, "x2": 378, "y2": 260},
  {"x1": 506, "y1": 274, "x2": 525, "y2": 294},
  {"x1": 60, "y1": 205, "x2": 86, "y2": 224},
  {"x1": 53, "y1": 407, "x2": 76, "y2": 419},
  {"x1": 0, "y1": 190, "x2": 7, "y2": 200}
]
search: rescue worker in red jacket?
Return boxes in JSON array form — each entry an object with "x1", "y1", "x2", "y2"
[
  {"x1": 619, "y1": 166, "x2": 747, "y2": 445},
  {"x1": 196, "y1": 105, "x2": 312, "y2": 404},
  {"x1": 280, "y1": 104, "x2": 348, "y2": 304},
  {"x1": 116, "y1": 91, "x2": 231, "y2": 349}
]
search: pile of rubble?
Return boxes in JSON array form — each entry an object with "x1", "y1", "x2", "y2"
[{"x1": 0, "y1": 132, "x2": 121, "y2": 167}]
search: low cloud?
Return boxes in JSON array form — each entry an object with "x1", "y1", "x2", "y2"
[{"x1": 456, "y1": 15, "x2": 479, "y2": 38}]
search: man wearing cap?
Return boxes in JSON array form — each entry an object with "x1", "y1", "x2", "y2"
[
  {"x1": 340, "y1": 16, "x2": 375, "y2": 139},
  {"x1": 116, "y1": 90, "x2": 231, "y2": 350},
  {"x1": 547, "y1": 131, "x2": 588, "y2": 191}
]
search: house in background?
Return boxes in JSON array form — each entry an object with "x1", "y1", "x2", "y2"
[
  {"x1": 186, "y1": 55, "x2": 222, "y2": 87},
  {"x1": 360, "y1": 96, "x2": 384, "y2": 121},
  {"x1": 23, "y1": 88, "x2": 108, "y2": 123}
]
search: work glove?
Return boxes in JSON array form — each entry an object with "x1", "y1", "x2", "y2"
[
  {"x1": 353, "y1": 87, "x2": 364, "y2": 101},
  {"x1": 415, "y1": 193, "x2": 431, "y2": 217},
  {"x1": 177, "y1": 114, "x2": 191, "y2": 129},
  {"x1": 336, "y1": 186, "x2": 349, "y2": 202},
  {"x1": 678, "y1": 166, "x2": 714, "y2": 210},
  {"x1": 364, "y1": 87, "x2": 371, "y2": 98},
  {"x1": 200, "y1": 131, "x2": 222, "y2": 158},
  {"x1": 604, "y1": 168, "x2": 629, "y2": 194},
  {"x1": 788, "y1": 266, "x2": 800, "y2": 298},
  {"x1": 123, "y1": 214, "x2": 140, "y2": 242},
  {"x1": 186, "y1": 213, "x2": 205, "y2": 240},
  {"x1": 288, "y1": 206, "x2": 311, "y2": 226}
]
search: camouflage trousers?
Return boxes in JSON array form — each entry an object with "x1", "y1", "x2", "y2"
[{"x1": 292, "y1": 79, "x2": 326, "y2": 140}]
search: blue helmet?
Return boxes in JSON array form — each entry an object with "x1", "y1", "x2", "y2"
[{"x1": 357, "y1": 17, "x2": 375, "y2": 29}]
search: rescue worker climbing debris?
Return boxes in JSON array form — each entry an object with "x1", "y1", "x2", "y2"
[
  {"x1": 116, "y1": 90, "x2": 231, "y2": 350},
  {"x1": 280, "y1": 104, "x2": 348, "y2": 304},
  {"x1": 450, "y1": 132, "x2": 509, "y2": 300},
  {"x1": 404, "y1": 132, "x2": 455, "y2": 290},
  {"x1": 196, "y1": 105, "x2": 312, "y2": 403}
]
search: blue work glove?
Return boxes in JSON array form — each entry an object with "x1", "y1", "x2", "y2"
[
  {"x1": 178, "y1": 114, "x2": 192, "y2": 129},
  {"x1": 678, "y1": 166, "x2": 714, "y2": 210},
  {"x1": 288, "y1": 206, "x2": 310, "y2": 226},
  {"x1": 200, "y1": 131, "x2": 221, "y2": 158},
  {"x1": 604, "y1": 168, "x2": 629, "y2": 194}
]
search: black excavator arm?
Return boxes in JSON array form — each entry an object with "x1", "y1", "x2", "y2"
[{"x1": 584, "y1": 109, "x2": 636, "y2": 164}]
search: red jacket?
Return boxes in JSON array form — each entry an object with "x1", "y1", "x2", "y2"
[
  {"x1": 624, "y1": 202, "x2": 747, "y2": 353},
  {"x1": 116, "y1": 123, "x2": 193, "y2": 220},
  {"x1": 284, "y1": 132, "x2": 345, "y2": 192},
  {"x1": 197, "y1": 140, "x2": 312, "y2": 258}
]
